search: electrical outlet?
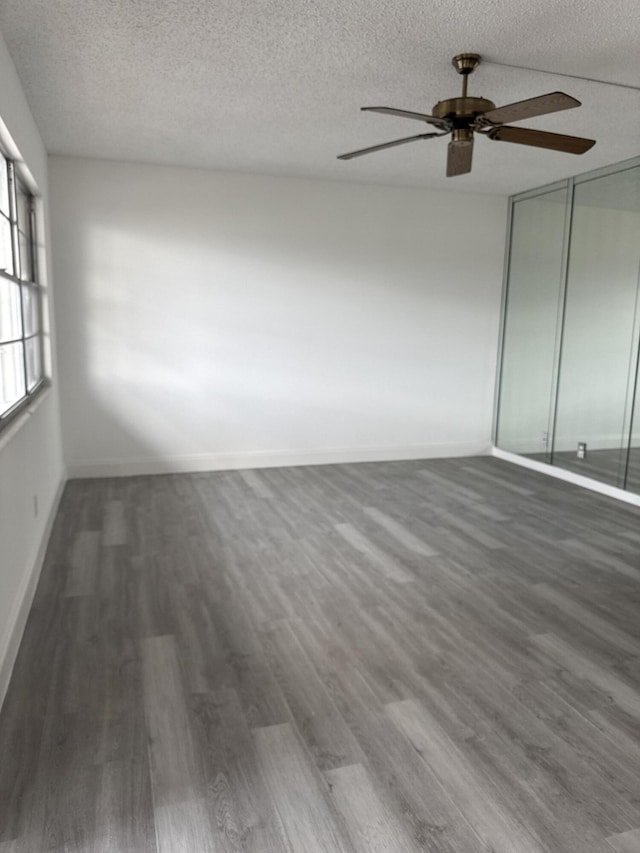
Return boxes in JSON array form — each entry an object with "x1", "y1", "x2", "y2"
[
  {"x1": 577, "y1": 442, "x2": 587, "y2": 459},
  {"x1": 542, "y1": 431, "x2": 549, "y2": 445}
]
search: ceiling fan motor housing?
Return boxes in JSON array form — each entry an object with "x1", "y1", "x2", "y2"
[
  {"x1": 437, "y1": 54, "x2": 494, "y2": 139},
  {"x1": 432, "y1": 97, "x2": 496, "y2": 140},
  {"x1": 432, "y1": 97, "x2": 496, "y2": 120}
]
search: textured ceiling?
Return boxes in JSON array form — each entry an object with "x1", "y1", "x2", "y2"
[{"x1": 1, "y1": 0, "x2": 639, "y2": 195}]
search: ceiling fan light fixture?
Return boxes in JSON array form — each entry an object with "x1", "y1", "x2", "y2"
[{"x1": 451, "y1": 127, "x2": 473, "y2": 146}]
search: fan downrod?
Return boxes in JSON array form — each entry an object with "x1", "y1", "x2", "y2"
[
  {"x1": 451, "y1": 53, "x2": 481, "y2": 98},
  {"x1": 433, "y1": 54, "x2": 493, "y2": 121}
]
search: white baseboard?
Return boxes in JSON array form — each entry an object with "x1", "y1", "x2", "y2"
[
  {"x1": 0, "y1": 476, "x2": 66, "y2": 711},
  {"x1": 492, "y1": 446, "x2": 640, "y2": 508},
  {"x1": 66, "y1": 440, "x2": 493, "y2": 478}
]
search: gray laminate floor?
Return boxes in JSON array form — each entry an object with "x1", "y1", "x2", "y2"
[{"x1": 1, "y1": 456, "x2": 640, "y2": 852}]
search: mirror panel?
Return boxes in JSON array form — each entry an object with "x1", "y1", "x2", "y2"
[
  {"x1": 496, "y1": 187, "x2": 568, "y2": 460},
  {"x1": 552, "y1": 167, "x2": 640, "y2": 487}
]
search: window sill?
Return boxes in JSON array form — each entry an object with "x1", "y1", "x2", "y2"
[{"x1": 0, "y1": 382, "x2": 52, "y2": 453}]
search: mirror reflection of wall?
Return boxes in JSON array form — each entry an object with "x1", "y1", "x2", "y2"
[
  {"x1": 496, "y1": 158, "x2": 640, "y2": 497},
  {"x1": 553, "y1": 167, "x2": 640, "y2": 487},
  {"x1": 496, "y1": 187, "x2": 568, "y2": 460}
]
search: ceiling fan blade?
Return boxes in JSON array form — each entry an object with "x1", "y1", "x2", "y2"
[
  {"x1": 488, "y1": 125, "x2": 595, "y2": 154},
  {"x1": 481, "y1": 92, "x2": 580, "y2": 125},
  {"x1": 362, "y1": 106, "x2": 451, "y2": 130},
  {"x1": 337, "y1": 133, "x2": 438, "y2": 160},
  {"x1": 446, "y1": 140, "x2": 473, "y2": 177}
]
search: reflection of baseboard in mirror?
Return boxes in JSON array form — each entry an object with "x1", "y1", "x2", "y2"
[
  {"x1": 493, "y1": 447, "x2": 640, "y2": 508},
  {"x1": 498, "y1": 435, "x2": 623, "y2": 456},
  {"x1": 552, "y1": 447, "x2": 640, "y2": 493},
  {"x1": 554, "y1": 436, "x2": 626, "y2": 452}
]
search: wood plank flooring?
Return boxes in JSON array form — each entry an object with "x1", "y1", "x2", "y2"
[{"x1": 1, "y1": 456, "x2": 640, "y2": 852}]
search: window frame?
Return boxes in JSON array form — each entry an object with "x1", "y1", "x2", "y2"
[{"x1": 0, "y1": 152, "x2": 48, "y2": 435}]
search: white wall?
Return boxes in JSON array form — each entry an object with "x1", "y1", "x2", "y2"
[
  {"x1": 0, "y1": 31, "x2": 64, "y2": 705},
  {"x1": 50, "y1": 157, "x2": 507, "y2": 476}
]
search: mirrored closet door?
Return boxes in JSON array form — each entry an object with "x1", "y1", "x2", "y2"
[{"x1": 495, "y1": 157, "x2": 640, "y2": 495}]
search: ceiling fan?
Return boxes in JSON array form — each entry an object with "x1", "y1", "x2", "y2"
[{"x1": 337, "y1": 53, "x2": 596, "y2": 176}]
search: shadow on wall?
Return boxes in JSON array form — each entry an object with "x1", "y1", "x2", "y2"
[{"x1": 52, "y1": 163, "x2": 505, "y2": 475}]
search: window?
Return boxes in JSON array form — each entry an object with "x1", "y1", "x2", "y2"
[{"x1": 0, "y1": 153, "x2": 45, "y2": 426}]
